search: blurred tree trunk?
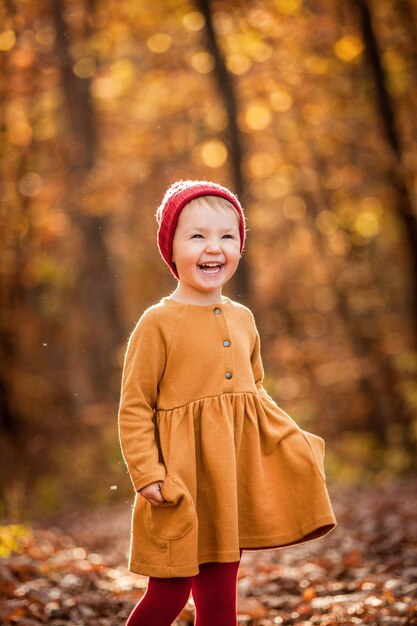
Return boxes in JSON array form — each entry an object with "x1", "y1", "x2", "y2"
[
  {"x1": 51, "y1": 0, "x2": 122, "y2": 399},
  {"x1": 354, "y1": 0, "x2": 417, "y2": 347},
  {"x1": 0, "y1": 1, "x2": 27, "y2": 436},
  {"x1": 0, "y1": 337, "x2": 18, "y2": 434},
  {"x1": 196, "y1": 0, "x2": 250, "y2": 303},
  {"x1": 0, "y1": 32, "x2": 15, "y2": 434}
]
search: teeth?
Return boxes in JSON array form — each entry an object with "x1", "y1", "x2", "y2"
[{"x1": 199, "y1": 262, "x2": 222, "y2": 274}]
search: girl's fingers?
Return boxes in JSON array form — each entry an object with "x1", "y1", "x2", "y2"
[
  {"x1": 140, "y1": 481, "x2": 166, "y2": 506},
  {"x1": 153, "y1": 491, "x2": 165, "y2": 504}
]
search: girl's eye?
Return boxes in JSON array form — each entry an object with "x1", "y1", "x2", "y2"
[
  {"x1": 222, "y1": 234, "x2": 234, "y2": 239},
  {"x1": 191, "y1": 234, "x2": 203, "y2": 239}
]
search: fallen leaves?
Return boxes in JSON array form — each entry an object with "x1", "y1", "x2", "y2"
[
  {"x1": 237, "y1": 479, "x2": 417, "y2": 625},
  {"x1": 0, "y1": 526, "x2": 140, "y2": 625},
  {"x1": 0, "y1": 481, "x2": 416, "y2": 625}
]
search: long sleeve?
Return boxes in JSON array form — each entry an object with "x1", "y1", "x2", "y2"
[{"x1": 118, "y1": 313, "x2": 167, "y2": 492}]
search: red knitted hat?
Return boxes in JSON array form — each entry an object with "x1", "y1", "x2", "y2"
[{"x1": 156, "y1": 180, "x2": 246, "y2": 279}]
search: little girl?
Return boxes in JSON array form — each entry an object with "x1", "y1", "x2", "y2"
[{"x1": 118, "y1": 180, "x2": 336, "y2": 626}]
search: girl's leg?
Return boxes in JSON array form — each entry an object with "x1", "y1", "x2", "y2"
[
  {"x1": 191, "y1": 561, "x2": 240, "y2": 626},
  {"x1": 126, "y1": 575, "x2": 193, "y2": 626}
]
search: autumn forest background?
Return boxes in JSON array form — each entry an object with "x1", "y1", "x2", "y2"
[{"x1": 1, "y1": 0, "x2": 417, "y2": 526}]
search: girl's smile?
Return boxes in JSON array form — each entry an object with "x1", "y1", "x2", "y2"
[
  {"x1": 199, "y1": 261, "x2": 223, "y2": 274},
  {"x1": 171, "y1": 201, "x2": 241, "y2": 305}
]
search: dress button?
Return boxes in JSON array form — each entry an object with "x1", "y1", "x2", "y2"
[
  {"x1": 223, "y1": 340, "x2": 231, "y2": 347},
  {"x1": 213, "y1": 307, "x2": 222, "y2": 315},
  {"x1": 160, "y1": 543, "x2": 167, "y2": 552},
  {"x1": 225, "y1": 371, "x2": 232, "y2": 379}
]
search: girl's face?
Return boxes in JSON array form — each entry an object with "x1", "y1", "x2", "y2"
[{"x1": 171, "y1": 201, "x2": 241, "y2": 304}]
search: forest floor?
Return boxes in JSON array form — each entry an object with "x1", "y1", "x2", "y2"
[{"x1": 1, "y1": 480, "x2": 417, "y2": 625}]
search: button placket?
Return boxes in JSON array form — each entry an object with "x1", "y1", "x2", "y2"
[{"x1": 212, "y1": 306, "x2": 234, "y2": 389}]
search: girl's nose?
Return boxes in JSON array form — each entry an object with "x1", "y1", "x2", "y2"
[{"x1": 205, "y1": 238, "x2": 222, "y2": 253}]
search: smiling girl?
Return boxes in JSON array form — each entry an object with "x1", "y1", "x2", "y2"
[
  {"x1": 118, "y1": 180, "x2": 336, "y2": 626},
  {"x1": 170, "y1": 194, "x2": 241, "y2": 304}
]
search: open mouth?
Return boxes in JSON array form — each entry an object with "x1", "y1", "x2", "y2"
[{"x1": 198, "y1": 262, "x2": 224, "y2": 274}]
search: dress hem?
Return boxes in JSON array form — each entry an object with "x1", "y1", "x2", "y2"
[
  {"x1": 240, "y1": 515, "x2": 336, "y2": 550},
  {"x1": 129, "y1": 560, "x2": 200, "y2": 578},
  {"x1": 128, "y1": 515, "x2": 336, "y2": 578}
]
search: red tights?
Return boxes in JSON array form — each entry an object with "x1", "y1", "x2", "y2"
[{"x1": 126, "y1": 561, "x2": 240, "y2": 626}]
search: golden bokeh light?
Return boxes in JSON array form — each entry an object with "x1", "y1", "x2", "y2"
[
  {"x1": 0, "y1": 30, "x2": 16, "y2": 51},
  {"x1": 11, "y1": 46, "x2": 35, "y2": 68},
  {"x1": 354, "y1": 211, "x2": 380, "y2": 238},
  {"x1": 146, "y1": 33, "x2": 172, "y2": 54},
  {"x1": 182, "y1": 11, "x2": 205, "y2": 31},
  {"x1": 244, "y1": 101, "x2": 272, "y2": 130},
  {"x1": 19, "y1": 173, "x2": 43, "y2": 197},
  {"x1": 275, "y1": 0, "x2": 302, "y2": 14},
  {"x1": 249, "y1": 41, "x2": 273, "y2": 63},
  {"x1": 92, "y1": 59, "x2": 136, "y2": 100},
  {"x1": 8, "y1": 121, "x2": 33, "y2": 147},
  {"x1": 35, "y1": 26, "x2": 56, "y2": 47},
  {"x1": 384, "y1": 50, "x2": 409, "y2": 95},
  {"x1": 73, "y1": 57, "x2": 96, "y2": 79},
  {"x1": 191, "y1": 51, "x2": 215, "y2": 74},
  {"x1": 200, "y1": 140, "x2": 228, "y2": 168},
  {"x1": 226, "y1": 54, "x2": 252, "y2": 75},
  {"x1": 334, "y1": 35, "x2": 364, "y2": 62},
  {"x1": 90, "y1": 31, "x2": 113, "y2": 56}
]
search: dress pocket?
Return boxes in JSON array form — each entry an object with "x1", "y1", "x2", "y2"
[{"x1": 146, "y1": 474, "x2": 197, "y2": 540}]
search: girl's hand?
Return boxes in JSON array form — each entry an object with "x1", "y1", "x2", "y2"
[{"x1": 139, "y1": 481, "x2": 165, "y2": 507}]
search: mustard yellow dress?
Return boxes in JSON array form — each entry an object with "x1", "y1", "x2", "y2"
[{"x1": 118, "y1": 297, "x2": 336, "y2": 578}]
